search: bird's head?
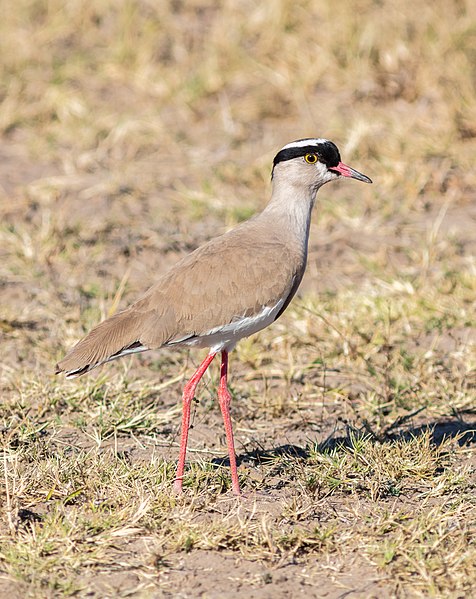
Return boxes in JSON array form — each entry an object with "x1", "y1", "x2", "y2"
[{"x1": 272, "y1": 138, "x2": 372, "y2": 191}]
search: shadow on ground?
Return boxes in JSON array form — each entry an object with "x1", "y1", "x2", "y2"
[{"x1": 211, "y1": 417, "x2": 476, "y2": 468}]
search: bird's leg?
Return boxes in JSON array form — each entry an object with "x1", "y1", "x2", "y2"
[
  {"x1": 218, "y1": 350, "x2": 241, "y2": 496},
  {"x1": 173, "y1": 352, "x2": 216, "y2": 493}
]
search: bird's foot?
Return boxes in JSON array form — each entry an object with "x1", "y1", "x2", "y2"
[{"x1": 173, "y1": 478, "x2": 184, "y2": 494}]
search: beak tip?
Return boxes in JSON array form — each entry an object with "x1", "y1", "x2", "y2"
[{"x1": 331, "y1": 162, "x2": 372, "y2": 184}]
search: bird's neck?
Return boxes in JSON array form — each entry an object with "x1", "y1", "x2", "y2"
[{"x1": 261, "y1": 181, "x2": 317, "y2": 251}]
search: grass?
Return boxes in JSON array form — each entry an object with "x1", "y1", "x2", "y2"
[{"x1": 1, "y1": 0, "x2": 475, "y2": 597}]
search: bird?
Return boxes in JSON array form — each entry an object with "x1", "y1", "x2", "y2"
[{"x1": 56, "y1": 138, "x2": 372, "y2": 496}]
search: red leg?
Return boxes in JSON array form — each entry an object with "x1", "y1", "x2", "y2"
[
  {"x1": 218, "y1": 350, "x2": 241, "y2": 496},
  {"x1": 173, "y1": 352, "x2": 216, "y2": 493}
]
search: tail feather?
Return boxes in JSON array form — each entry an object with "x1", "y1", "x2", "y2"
[{"x1": 56, "y1": 310, "x2": 148, "y2": 378}]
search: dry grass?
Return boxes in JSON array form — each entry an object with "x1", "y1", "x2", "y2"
[{"x1": 1, "y1": 0, "x2": 475, "y2": 597}]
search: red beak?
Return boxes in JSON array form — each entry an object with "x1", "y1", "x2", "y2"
[{"x1": 330, "y1": 161, "x2": 372, "y2": 184}]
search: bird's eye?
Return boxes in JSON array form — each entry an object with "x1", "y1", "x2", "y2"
[{"x1": 304, "y1": 153, "x2": 318, "y2": 164}]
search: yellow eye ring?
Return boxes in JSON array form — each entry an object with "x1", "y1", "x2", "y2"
[{"x1": 304, "y1": 153, "x2": 318, "y2": 164}]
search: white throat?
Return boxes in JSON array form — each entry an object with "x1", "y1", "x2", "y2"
[{"x1": 262, "y1": 178, "x2": 317, "y2": 253}]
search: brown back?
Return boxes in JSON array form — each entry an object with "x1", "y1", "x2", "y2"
[{"x1": 56, "y1": 216, "x2": 306, "y2": 376}]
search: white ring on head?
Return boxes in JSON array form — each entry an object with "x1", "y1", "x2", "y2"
[{"x1": 278, "y1": 138, "x2": 329, "y2": 152}]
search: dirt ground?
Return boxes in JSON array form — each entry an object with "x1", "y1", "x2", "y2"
[{"x1": 1, "y1": 2, "x2": 475, "y2": 598}]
